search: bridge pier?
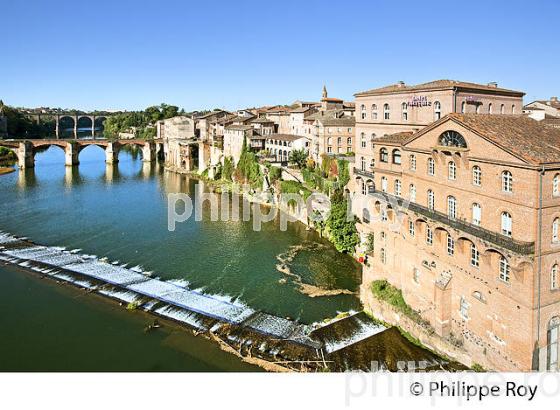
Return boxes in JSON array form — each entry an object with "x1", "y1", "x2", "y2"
[
  {"x1": 105, "y1": 142, "x2": 119, "y2": 164},
  {"x1": 65, "y1": 143, "x2": 79, "y2": 166},
  {"x1": 142, "y1": 141, "x2": 156, "y2": 162},
  {"x1": 17, "y1": 142, "x2": 35, "y2": 169}
]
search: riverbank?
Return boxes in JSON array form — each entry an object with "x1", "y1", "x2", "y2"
[{"x1": 0, "y1": 167, "x2": 15, "y2": 175}]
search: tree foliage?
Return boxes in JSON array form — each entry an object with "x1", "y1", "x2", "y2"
[
  {"x1": 326, "y1": 191, "x2": 358, "y2": 253},
  {"x1": 289, "y1": 148, "x2": 308, "y2": 169}
]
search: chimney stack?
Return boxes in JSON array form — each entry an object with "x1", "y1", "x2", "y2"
[{"x1": 487, "y1": 82, "x2": 498, "y2": 88}]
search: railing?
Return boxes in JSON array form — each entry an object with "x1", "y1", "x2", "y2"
[
  {"x1": 353, "y1": 167, "x2": 375, "y2": 179},
  {"x1": 367, "y1": 189, "x2": 535, "y2": 255}
]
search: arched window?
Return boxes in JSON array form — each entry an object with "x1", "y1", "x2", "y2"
[
  {"x1": 409, "y1": 154, "x2": 416, "y2": 171},
  {"x1": 447, "y1": 196, "x2": 457, "y2": 219},
  {"x1": 362, "y1": 208, "x2": 370, "y2": 223},
  {"x1": 360, "y1": 132, "x2": 366, "y2": 148},
  {"x1": 371, "y1": 104, "x2": 378, "y2": 120},
  {"x1": 501, "y1": 212, "x2": 512, "y2": 237},
  {"x1": 327, "y1": 137, "x2": 332, "y2": 145},
  {"x1": 502, "y1": 170, "x2": 513, "y2": 192},
  {"x1": 554, "y1": 174, "x2": 560, "y2": 196},
  {"x1": 472, "y1": 166, "x2": 482, "y2": 186},
  {"x1": 427, "y1": 158, "x2": 435, "y2": 176},
  {"x1": 552, "y1": 264, "x2": 558, "y2": 290},
  {"x1": 476, "y1": 104, "x2": 482, "y2": 114},
  {"x1": 347, "y1": 137, "x2": 352, "y2": 145},
  {"x1": 500, "y1": 104, "x2": 505, "y2": 114},
  {"x1": 438, "y1": 130, "x2": 467, "y2": 148},
  {"x1": 553, "y1": 218, "x2": 559, "y2": 243},
  {"x1": 383, "y1": 103, "x2": 390, "y2": 120},
  {"x1": 512, "y1": 104, "x2": 516, "y2": 114},
  {"x1": 499, "y1": 256, "x2": 510, "y2": 282},
  {"x1": 448, "y1": 161, "x2": 457, "y2": 180},
  {"x1": 488, "y1": 103, "x2": 493, "y2": 114},
  {"x1": 394, "y1": 179, "x2": 402, "y2": 196},
  {"x1": 392, "y1": 149, "x2": 401, "y2": 164},
  {"x1": 409, "y1": 184, "x2": 416, "y2": 202},
  {"x1": 434, "y1": 101, "x2": 441, "y2": 120},
  {"x1": 360, "y1": 156, "x2": 366, "y2": 171},
  {"x1": 461, "y1": 101, "x2": 466, "y2": 113},
  {"x1": 470, "y1": 244, "x2": 480, "y2": 267},
  {"x1": 427, "y1": 189, "x2": 435, "y2": 210},
  {"x1": 381, "y1": 176, "x2": 388, "y2": 192},
  {"x1": 401, "y1": 102, "x2": 408, "y2": 121},
  {"x1": 360, "y1": 104, "x2": 366, "y2": 120},
  {"x1": 548, "y1": 317, "x2": 560, "y2": 370},
  {"x1": 472, "y1": 203, "x2": 481, "y2": 226},
  {"x1": 380, "y1": 148, "x2": 388, "y2": 163}
]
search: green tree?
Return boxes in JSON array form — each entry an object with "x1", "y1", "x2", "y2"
[
  {"x1": 289, "y1": 148, "x2": 308, "y2": 169},
  {"x1": 326, "y1": 193, "x2": 358, "y2": 253}
]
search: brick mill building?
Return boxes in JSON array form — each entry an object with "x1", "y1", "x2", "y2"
[{"x1": 351, "y1": 113, "x2": 560, "y2": 371}]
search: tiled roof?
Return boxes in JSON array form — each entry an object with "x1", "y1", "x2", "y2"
[
  {"x1": 225, "y1": 124, "x2": 253, "y2": 131},
  {"x1": 267, "y1": 133, "x2": 308, "y2": 142},
  {"x1": 355, "y1": 79, "x2": 524, "y2": 97},
  {"x1": 527, "y1": 99, "x2": 560, "y2": 110},
  {"x1": 306, "y1": 110, "x2": 355, "y2": 126},
  {"x1": 418, "y1": 114, "x2": 560, "y2": 165},
  {"x1": 374, "y1": 131, "x2": 414, "y2": 145}
]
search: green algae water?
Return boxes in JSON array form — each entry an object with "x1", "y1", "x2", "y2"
[{"x1": 0, "y1": 145, "x2": 362, "y2": 371}]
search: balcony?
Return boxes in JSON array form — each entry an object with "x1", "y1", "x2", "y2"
[
  {"x1": 367, "y1": 190, "x2": 535, "y2": 255},
  {"x1": 353, "y1": 167, "x2": 375, "y2": 179}
]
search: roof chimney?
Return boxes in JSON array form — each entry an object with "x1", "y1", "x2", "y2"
[
  {"x1": 397, "y1": 81, "x2": 405, "y2": 88},
  {"x1": 487, "y1": 82, "x2": 498, "y2": 88}
]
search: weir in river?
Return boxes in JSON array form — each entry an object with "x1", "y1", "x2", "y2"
[{"x1": 0, "y1": 231, "x2": 464, "y2": 371}]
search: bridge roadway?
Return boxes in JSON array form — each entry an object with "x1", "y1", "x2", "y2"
[{"x1": 0, "y1": 138, "x2": 164, "y2": 168}]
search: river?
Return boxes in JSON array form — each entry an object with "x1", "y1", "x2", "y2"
[{"x1": 0, "y1": 145, "x2": 363, "y2": 371}]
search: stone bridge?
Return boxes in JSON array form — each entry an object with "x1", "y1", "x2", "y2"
[
  {"x1": 0, "y1": 139, "x2": 164, "y2": 168},
  {"x1": 26, "y1": 112, "x2": 113, "y2": 138}
]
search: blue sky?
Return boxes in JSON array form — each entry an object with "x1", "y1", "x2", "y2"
[{"x1": 1, "y1": 0, "x2": 558, "y2": 111}]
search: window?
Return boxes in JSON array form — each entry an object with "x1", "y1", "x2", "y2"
[
  {"x1": 337, "y1": 137, "x2": 342, "y2": 146},
  {"x1": 409, "y1": 154, "x2": 416, "y2": 171},
  {"x1": 369, "y1": 158, "x2": 375, "y2": 170},
  {"x1": 383, "y1": 103, "x2": 390, "y2": 120},
  {"x1": 392, "y1": 149, "x2": 401, "y2": 164},
  {"x1": 439, "y1": 130, "x2": 467, "y2": 148},
  {"x1": 409, "y1": 184, "x2": 416, "y2": 202},
  {"x1": 427, "y1": 158, "x2": 435, "y2": 176},
  {"x1": 502, "y1": 171, "x2": 513, "y2": 192},
  {"x1": 380, "y1": 148, "x2": 388, "y2": 163},
  {"x1": 472, "y1": 166, "x2": 482, "y2": 186},
  {"x1": 427, "y1": 189, "x2": 435, "y2": 210},
  {"x1": 360, "y1": 158, "x2": 366, "y2": 172},
  {"x1": 499, "y1": 256, "x2": 510, "y2": 282},
  {"x1": 363, "y1": 208, "x2": 370, "y2": 223},
  {"x1": 361, "y1": 180, "x2": 367, "y2": 195},
  {"x1": 488, "y1": 103, "x2": 493, "y2": 114},
  {"x1": 512, "y1": 104, "x2": 516, "y2": 114},
  {"x1": 360, "y1": 132, "x2": 366, "y2": 148},
  {"x1": 381, "y1": 177, "x2": 388, "y2": 193},
  {"x1": 460, "y1": 296, "x2": 469, "y2": 319},
  {"x1": 472, "y1": 203, "x2": 481, "y2": 226},
  {"x1": 434, "y1": 101, "x2": 441, "y2": 120},
  {"x1": 394, "y1": 179, "x2": 402, "y2": 196},
  {"x1": 470, "y1": 244, "x2": 480, "y2": 267},
  {"x1": 426, "y1": 227, "x2": 433, "y2": 245},
  {"x1": 553, "y1": 218, "x2": 559, "y2": 243},
  {"x1": 347, "y1": 137, "x2": 352, "y2": 145},
  {"x1": 360, "y1": 104, "x2": 366, "y2": 120},
  {"x1": 401, "y1": 102, "x2": 408, "y2": 121},
  {"x1": 461, "y1": 101, "x2": 466, "y2": 113},
  {"x1": 552, "y1": 264, "x2": 558, "y2": 290},
  {"x1": 501, "y1": 212, "x2": 512, "y2": 237},
  {"x1": 409, "y1": 220, "x2": 415, "y2": 237},
  {"x1": 554, "y1": 174, "x2": 560, "y2": 196},
  {"x1": 327, "y1": 146, "x2": 332, "y2": 153},
  {"x1": 548, "y1": 317, "x2": 559, "y2": 370},
  {"x1": 413, "y1": 268, "x2": 420, "y2": 284},
  {"x1": 500, "y1": 104, "x2": 505, "y2": 114},
  {"x1": 371, "y1": 104, "x2": 378, "y2": 120},
  {"x1": 381, "y1": 209, "x2": 388, "y2": 222},
  {"x1": 447, "y1": 196, "x2": 457, "y2": 219},
  {"x1": 380, "y1": 248, "x2": 386, "y2": 264},
  {"x1": 476, "y1": 104, "x2": 481, "y2": 114},
  {"x1": 448, "y1": 161, "x2": 457, "y2": 180},
  {"x1": 447, "y1": 234, "x2": 455, "y2": 255}
]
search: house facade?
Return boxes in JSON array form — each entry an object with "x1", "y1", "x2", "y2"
[{"x1": 352, "y1": 114, "x2": 560, "y2": 371}]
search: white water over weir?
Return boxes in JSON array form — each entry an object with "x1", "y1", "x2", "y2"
[{"x1": 0, "y1": 232, "x2": 398, "y2": 368}]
